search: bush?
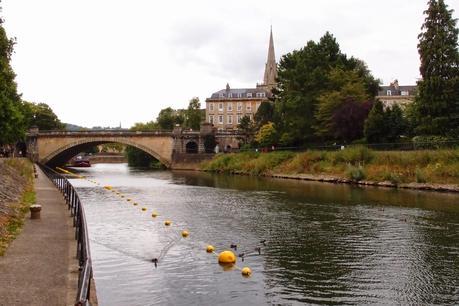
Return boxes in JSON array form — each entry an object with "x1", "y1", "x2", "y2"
[
  {"x1": 334, "y1": 146, "x2": 374, "y2": 164},
  {"x1": 415, "y1": 167, "x2": 427, "y2": 183},
  {"x1": 346, "y1": 164, "x2": 366, "y2": 181},
  {"x1": 412, "y1": 135, "x2": 453, "y2": 149}
]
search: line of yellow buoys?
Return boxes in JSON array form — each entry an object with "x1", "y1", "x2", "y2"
[{"x1": 56, "y1": 166, "x2": 252, "y2": 277}]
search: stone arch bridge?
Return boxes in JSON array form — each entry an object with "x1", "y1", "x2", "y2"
[{"x1": 26, "y1": 126, "x2": 240, "y2": 169}]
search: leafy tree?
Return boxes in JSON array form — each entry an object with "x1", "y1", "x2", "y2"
[
  {"x1": 254, "y1": 101, "x2": 274, "y2": 128},
  {"x1": 255, "y1": 122, "x2": 277, "y2": 148},
  {"x1": 125, "y1": 146, "x2": 154, "y2": 167},
  {"x1": 157, "y1": 107, "x2": 178, "y2": 130},
  {"x1": 130, "y1": 121, "x2": 159, "y2": 131},
  {"x1": 21, "y1": 101, "x2": 64, "y2": 130},
  {"x1": 314, "y1": 68, "x2": 369, "y2": 140},
  {"x1": 203, "y1": 134, "x2": 217, "y2": 153},
  {"x1": 364, "y1": 100, "x2": 386, "y2": 143},
  {"x1": 185, "y1": 97, "x2": 202, "y2": 130},
  {"x1": 274, "y1": 32, "x2": 380, "y2": 146},
  {"x1": 0, "y1": 15, "x2": 23, "y2": 145},
  {"x1": 237, "y1": 115, "x2": 255, "y2": 145},
  {"x1": 332, "y1": 99, "x2": 373, "y2": 143},
  {"x1": 364, "y1": 101, "x2": 407, "y2": 143},
  {"x1": 414, "y1": 0, "x2": 459, "y2": 136}
]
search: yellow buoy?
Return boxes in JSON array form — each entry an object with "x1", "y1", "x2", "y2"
[
  {"x1": 120, "y1": 195, "x2": 125, "y2": 198},
  {"x1": 141, "y1": 207, "x2": 147, "y2": 211},
  {"x1": 241, "y1": 267, "x2": 252, "y2": 277},
  {"x1": 151, "y1": 212, "x2": 158, "y2": 218},
  {"x1": 181, "y1": 230, "x2": 189, "y2": 238},
  {"x1": 206, "y1": 245, "x2": 215, "y2": 253},
  {"x1": 164, "y1": 220, "x2": 172, "y2": 226},
  {"x1": 104, "y1": 186, "x2": 112, "y2": 190},
  {"x1": 133, "y1": 202, "x2": 138, "y2": 206},
  {"x1": 218, "y1": 251, "x2": 236, "y2": 264},
  {"x1": 127, "y1": 198, "x2": 132, "y2": 202}
]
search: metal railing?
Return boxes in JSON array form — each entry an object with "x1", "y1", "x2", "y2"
[{"x1": 38, "y1": 164, "x2": 93, "y2": 306}]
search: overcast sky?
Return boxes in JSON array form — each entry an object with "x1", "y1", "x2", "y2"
[{"x1": 3, "y1": 0, "x2": 458, "y2": 128}]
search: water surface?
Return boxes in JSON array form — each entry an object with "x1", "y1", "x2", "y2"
[{"x1": 70, "y1": 164, "x2": 459, "y2": 305}]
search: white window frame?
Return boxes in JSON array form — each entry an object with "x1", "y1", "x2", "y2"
[
  {"x1": 237, "y1": 102, "x2": 242, "y2": 111},
  {"x1": 237, "y1": 115, "x2": 242, "y2": 124},
  {"x1": 228, "y1": 93, "x2": 233, "y2": 98},
  {"x1": 387, "y1": 90, "x2": 392, "y2": 96},
  {"x1": 246, "y1": 103, "x2": 252, "y2": 111},
  {"x1": 237, "y1": 93, "x2": 242, "y2": 98},
  {"x1": 209, "y1": 103, "x2": 214, "y2": 111},
  {"x1": 247, "y1": 92, "x2": 252, "y2": 98},
  {"x1": 209, "y1": 115, "x2": 214, "y2": 124},
  {"x1": 218, "y1": 103, "x2": 223, "y2": 111},
  {"x1": 228, "y1": 115, "x2": 233, "y2": 124},
  {"x1": 401, "y1": 91, "x2": 409, "y2": 96},
  {"x1": 218, "y1": 115, "x2": 223, "y2": 124},
  {"x1": 227, "y1": 103, "x2": 233, "y2": 111},
  {"x1": 219, "y1": 93, "x2": 224, "y2": 98}
]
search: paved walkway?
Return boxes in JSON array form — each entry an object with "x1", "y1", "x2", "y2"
[{"x1": 0, "y1": 165, "x2": 78, "y2": 306}]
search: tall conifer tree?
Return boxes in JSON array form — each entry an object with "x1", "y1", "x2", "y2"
[{"x1": 415, "y1": 0, "x2": 459, "y2": 136}]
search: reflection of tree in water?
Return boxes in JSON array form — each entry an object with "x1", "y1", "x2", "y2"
[{"x1": 171, "y1": 170, "x2": 459, "y2": 304}]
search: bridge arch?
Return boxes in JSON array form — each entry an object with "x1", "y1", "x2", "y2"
[{"x1": 40, "y1": 136, "x2": 173, "y2": 168}]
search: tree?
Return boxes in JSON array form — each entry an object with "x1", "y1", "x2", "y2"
[
  {"x1": 364, "y1": 101, "x2": 407, "y2": 143},
  {"x1": 313, "y1": 68, "x2": 370, "y2": 140},
  {"x1": 332, "y1": 99, "x2": 373, "y2": 143},
  {"x1": 254, "y1": 101, "x2": 274, "y2": 128},
  {"x1": 0, "y1": 15, "x2": 23, "y2": 145},
  {"x1": 21, "y1": 101, "x2": 64, "y2": 130},
  {"x1": 415, "y1": 0, "x2": 459, "y2": 136},
  {"x1": 273, "y1": 32, "x2": 380, "y2": 146},
  {"x1": 157, "y1": 107, "x2": 176, "y2": 130},
  {"x1": 130, "y1": 121, "x2": 159, "y2": 131},
  {"x1": 185, "y1": 97, "x2": 202, "y2": 130},
  {"x1": 364, "y1": 100, "x2": 386, "y2": 143},
  {"x1": 255, "y1": 122, "x2": 277, "y2": 148},
  {"x1": 237, "y1": 115, "x2": 255, "y2": 145}
]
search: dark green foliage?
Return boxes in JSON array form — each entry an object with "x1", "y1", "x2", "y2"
[
  {"x1": 364, "y1": 101, "x2": 407, "y2": 143},
  {"x1": 414, "y1": 0, "x2": 459, "y2": 136},
  {"x1": 237, "y1": 115, "x2": 255, "y2": 145},
  {"x1": 332, "y1": 99, "x2": 373, "y2": 143},
  {"x1": 203, "y1": 134, "x2": 216, "y2": 153},
  {"x1": 254, "y1": 101, "x2": 274, "y2": 127},
  {"x1": 21, "y1": 101, "x2": 64, "y2": 130},
  {"x1": 185, "y1": 97, "x2": 202, "y2": 130},
  {"x1": 125, "y1": 146, "x2": 163, "y2": 168},
  {"x1": 273, "y1": 32, "x2": 380, "y2": 146},
  {"x1": 156, "y1": 107, "x2": 177, "y2": 130},
  {"x1": 0, "y1": 16, "x2": 23, "y2": 144}
]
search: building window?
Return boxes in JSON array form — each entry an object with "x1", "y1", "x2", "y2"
[
  {"x1": 247, "y1": 92, "x2": 252, "y2": 98},
  {"x1": 237, "y1": 115, "x2": 242, "y2": 124},
  {"x1": 218, "y1": 115, "x2": 223, "y2": 124},
  {"x1": 209, "y1": 103, "x2": 214, "y2": 111},
  {"x1": 237, "y1": 102, "x2": 242, "y2": 111},
  {"x1": 218, "y1": 103, "x2": 223, "y2": 111},
  {"x1": 227, "y1": 103, "x2": 233, "y2": 111},
  {"x1": 219, "y1": 93, "x2": 224, "y2": 98},
  {"x1": 256, "y1": 92, "x2": 266, "y2": 98},
  {"x1": 228, "y1": 115, "x2": 233, "y2": 124},
  {"x1": 237, "y1": 93, "x2": 242, "y2": 98},
  {"x1": 246, "y1": 103, "x2": 252, "y2": 111},
  {"x1": 209, "y1": 115, "x2": 214, "y2": 124},
  {"x1": 228, "y1": 93, "x2": 233, "y2": 98},
  {"x1": 387, "y1": 90, "x2": 392, "y2": 96},
  {"x1": 401, "y1": 91, "x2": 409, "y2": 96}
]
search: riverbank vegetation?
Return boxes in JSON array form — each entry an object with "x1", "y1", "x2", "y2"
[
  {"x1": 201, "y1": 147, "x2": 459, "y2": 185},
  {"x1": 0, "y1": 159, "x2": 35, "y2": 255}
]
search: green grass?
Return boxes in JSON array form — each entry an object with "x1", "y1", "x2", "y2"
[{"x1": 202, "y1": 147, "x2": 459, "y2": 185}]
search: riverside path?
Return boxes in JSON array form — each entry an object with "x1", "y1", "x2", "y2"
[{"x1": 0, "y1": 165, "x2": 80, "y2": 306}]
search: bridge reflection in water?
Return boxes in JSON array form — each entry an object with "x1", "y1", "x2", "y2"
[{"x1": 70, "y1": 163, "x2": 459, "y2": 306}]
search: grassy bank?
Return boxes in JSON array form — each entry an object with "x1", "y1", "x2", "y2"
[
  {"x1": 0, "y1": 159, "x2": 35, "y2": 256},
  {"x1": 201, "y1": 147, "x2": 459, "y2": 185}
]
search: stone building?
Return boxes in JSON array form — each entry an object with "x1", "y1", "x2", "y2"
[
  {"x1": 376, "y1": 79, "x2": 417, "y2": 108},
  {"x1": 205, "y1": 29, "x2": 277, "y2": 130}
]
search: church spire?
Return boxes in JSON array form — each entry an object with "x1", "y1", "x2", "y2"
[{"x1": 263, "y1": 26, "x2": 277, "y2": 88}]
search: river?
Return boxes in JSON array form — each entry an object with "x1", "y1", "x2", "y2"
[{"x1": 69, "y1": 163, "x2": 459, "y2": 305}]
